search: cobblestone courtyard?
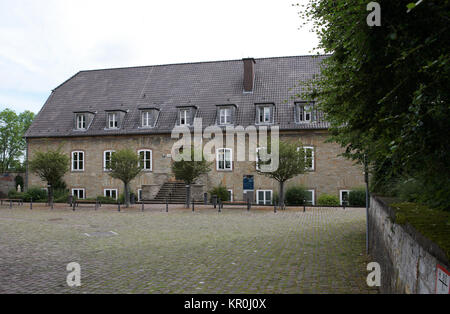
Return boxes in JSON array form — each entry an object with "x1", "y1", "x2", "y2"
[{"x1": 0, "y1": 204, "x2": 378, "y2": 294}]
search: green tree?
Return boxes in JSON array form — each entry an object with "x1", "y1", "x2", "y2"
[
  {"x1": 171, "y1": 148, "x2": 212, "y2": 208},
  {"x1": 299, "y1": 0, "x2": 450, "y2": 210},
  {"x1": 0, "y1": 109, "x2": 35, "y2": 173},
  {"x1": 108, "y1": 149, "x2": 142, "y2": 208},
  {"x1": 257, "y1": 141, "x2": 307, "y2": 208},
  {"x1": 29, "y1": 148, "x2": 69, "y2": 206}
]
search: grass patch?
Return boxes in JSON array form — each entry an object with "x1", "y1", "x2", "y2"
[{"x1": 391, "y1": 202, "x2": 450, "y2": 261}]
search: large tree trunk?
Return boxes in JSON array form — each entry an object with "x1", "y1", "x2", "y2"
[
  {"x1": 185, "y1": 184, "x2": 191, "y2": 208},
  {"x1": 279, "y1": 181, "x2": 285, "y2": 210},
  {"x1": 124, "y1": 182, "x2": 130, "y2": 208}
]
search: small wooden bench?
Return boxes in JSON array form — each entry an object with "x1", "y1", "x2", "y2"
[
  {"x1": 72, "y1": 199, "x2": 101, "y2": 210},
  {"x1": 0, "y1": 199, "x2": 24, "y2": 207}
]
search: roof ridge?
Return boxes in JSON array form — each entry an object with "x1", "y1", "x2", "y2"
[{"x1": 78, "y1": 54, "x2": 330, "y2": 74}]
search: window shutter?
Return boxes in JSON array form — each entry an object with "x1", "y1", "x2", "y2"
[
  {"x1": 230, "y1": 107, "x2": 236, "y2": 125},
  {"x1": 189, "y1": 108, "x2": 196, "y2": 125},
  {"x1": 269, "y1": 106, "x2": 274, "y2": 123}
]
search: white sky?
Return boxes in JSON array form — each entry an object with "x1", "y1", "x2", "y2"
[{"x1": 0, "y1": 0, "x2": 320, "y2": 114}]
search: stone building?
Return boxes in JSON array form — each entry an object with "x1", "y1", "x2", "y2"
[{"x1": 24, "y1": 55, "x2": 364, "y2": 205}]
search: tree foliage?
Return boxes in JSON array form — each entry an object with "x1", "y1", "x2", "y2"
[
  {"x1": 0, "y1": 108, "x2": 35, "y2": 173},
  {"x1": 299, "y1": 0, "x2": 450, "y2": 210},
  {"x1": 257, "y1": 141, "x2": 307, "y2": 207},
  {"x1": 29, "y1": 148, "x2": 69, "y2": 205},
  {"x1": 108, "y1": 149, "x2": 142, "y2": 207},
  {"x1": 171, "y1": 148, "x2": 212, "y2": 207}
]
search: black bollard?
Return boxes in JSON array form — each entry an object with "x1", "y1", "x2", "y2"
[
  {"x1": 95, "y1": 198, "x2": 98, "y2": 210},
  {"x1": 30, "y1": 197, "x2": 33, "y2": 210},
  {"x1": 118, "y1": 201, "x2": 121, "y2": 212},
  {"x1": 192, "y1": 199, "x2": 195, "y2": 212},
  {"x1": 166, "y1": 198, "x2": 169, "y2": 213},
  {"x1": 142, "y1": 201, "x2": 145, "y2": 212},
  {"x1": 303, "y1": 199, "x2": 306, "y2": 213},
  {"x1": 73, "y1": 200, "x2": 76, "y2": 211}
]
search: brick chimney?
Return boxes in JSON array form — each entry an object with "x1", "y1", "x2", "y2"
[{"x1": 243, "y1": 58, "x2": 256, "y2": 93}]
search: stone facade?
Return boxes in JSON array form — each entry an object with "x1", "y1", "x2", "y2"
[{"x1": 26, "y1": 129, "x2": 364, "y2": 203}]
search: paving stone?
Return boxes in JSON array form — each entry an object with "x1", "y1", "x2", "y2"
[{"x1": 0, "y1": 204, "x2": 379, "y2": 294}]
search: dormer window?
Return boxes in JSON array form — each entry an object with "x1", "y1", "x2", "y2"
[
  {"x1": 296, "y1": 102, "x2": 316, "y2": 123},
  {"x1": 220, "y1": 108, "x2": 231, "y2": 125},
  {"x1": 180, "y1": 109, "x2": 189, "y2": 126},
  {"x1": 140, "y1": 109, "x2": 159, "y2": 128},
  {"x1": 256, "y1": 104, "x2": 274, "y2": 124},
  {"x1": 76, "y1": 114, "x2": 86, "y2": 130},
  {"x1": 177, "y1": 106, "x2": 197, "y2": 127},
  {"x1": 73, "y1": 111, "x2": 95, "y2": 131},
  {"x1": 108, "y1": 113, "x2": 118, "y2": 129},
  {"x1": 216, "y1": 105, "x2": 236, "y2": 126}
]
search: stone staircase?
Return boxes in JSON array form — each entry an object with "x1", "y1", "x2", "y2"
[{"x1": 152, "y1": 182, "x2": 187, "y2": 204}]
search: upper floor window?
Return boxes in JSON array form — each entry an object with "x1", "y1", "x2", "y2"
[
  {"x1": 217, "y1": 148, "x2": 233, "y2": 171},
  {"x1": 138, "y1": 150, "x2": 152, "y2": 171},
  {"x1": 107, "y1": 112, "x2": 119, "y2": 129},
  {"x1": 179, "y1": 109, "x2": 189, "y2": 126},
  {"x1": 72, "y1": 151, "x2": 84, "y2": 171},
  {"x1": 256, "y1": 105, "x2": 274, "y2": 124},
  {"x1": 141, "y1": 109, "x2": 158, "y2": 128},
  {"x1": 219, "y1": 108, "x2": 232, "y2": 125},
  {"x1": 76, "y1": 114, "x2": 86, "y2": 130},
  {"x1": 104, "y1": 150, "x2": 116, "y2": 171},
  {"x1": 304, "y1": 147, "x2": 315, "y2": 171},
  {"x1": 296, "y1": 102, "x2": 316, "y2": 123}
]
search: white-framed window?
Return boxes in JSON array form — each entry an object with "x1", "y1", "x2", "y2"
[
  {"x1": 72, "y1": 188, "x2": 85, "y2": 200},
  {"x1": 107, "y1": 112, "x2": 118, "y2": 129},
  {"x1": 256, "y1": 147, "x2": 269, "y2": 171},
  {"x1": 304, "y1": 147, "x2": 315, "y2": 171},
  {"x1": 257, "y1": 190, "x2": 273, "y2": 205},
  {"x1": 340, "y1": 190, "x2": 351, "y2": 206},
  {"x1": 228, "y1": 190, "x2": 233, "y2": 202},
  {"x1": 141, "y1": 110, "x2": 156, "y2": 128},
  {"x1": 180, "y1": 109, "x2": 189, "y2": 126},
  {"x1": 138, "y1": 150, "x2": 152, "y2": 171},
  {"x1": 297, "y1": 103, "x2": 315, "y2": 123},
  {"x1": 305, "y1": 189, "x2": 315, "y2": 206},
  {"x1": 104, "y1": 189, "x2": 118, "y2": 200},
  {"x1": 216, "y1": 148, "x2": 233, "y2": 171},
  {"x1": 258, "y1": 106, "x2": 272, "y2": 124},
  {"x1": 219, "y1": 108, "x2": 232, "y2": 125},
  {"x1": 76, "y1": 114, "x2": 86, "y2": 130},
  {"x1": 71, "y1": 151, "x2": 84, "y2": 171},
  {"x1": 104, "y1": 150, "x2": 116, "y2": 171},
  {"x1": 138, "y1": 189, "x2": 143, "y2": 201}
]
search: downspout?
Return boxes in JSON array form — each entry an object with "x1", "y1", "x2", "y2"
[{"x1": 25, "y1": 138, "x2": 29, "y2": 192}]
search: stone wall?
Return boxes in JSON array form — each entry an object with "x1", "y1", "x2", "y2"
[
  {"x1": 27, "y1": 130, "x2": 364, "y2": 202},
  {"x1": 369, "y1": 195, "x2": 450, "y2": 294},
  {"x1": 0, "y1": 172, "x2": 24, "y2": 197}
]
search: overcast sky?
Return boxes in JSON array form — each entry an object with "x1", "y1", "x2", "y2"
[{"x1": 0, "y1": 0, "x2": 319, "y2": 114}]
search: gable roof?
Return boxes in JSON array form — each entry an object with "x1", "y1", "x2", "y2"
[{"x1": 25, "y1": 55, "x2": 329, "y2": 138}]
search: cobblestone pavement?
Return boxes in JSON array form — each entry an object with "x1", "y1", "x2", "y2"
[{"x1": 0, "y1": 203, "x2": 378, "y2": 294}]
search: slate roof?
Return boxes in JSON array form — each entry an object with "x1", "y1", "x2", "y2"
[{"x1": 25, "y1": 55, "x2": 329, "y2": 138}]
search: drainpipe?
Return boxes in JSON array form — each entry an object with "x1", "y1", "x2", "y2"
[
  {"x1": 25, "y1": 138, "x2": 29, "y2": 192},
  {"x1": 364, "y1": 154, "x2": 370, "y2": 255}
]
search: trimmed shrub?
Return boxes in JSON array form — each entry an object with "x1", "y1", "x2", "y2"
[
  {"x1": 317, "y1": 194, "x2": 340, "y2": 206},
  {"x1": 209, "y1": 185, "x2": 230, "y2": 202},
  {"x1": 285, "y1": 186, "x2": 308, "y2": 206},
  {"x1": 26, "y1": 187, "x2": 48, "y2": 202},
  {"x1": 349, "y1": 188, "x2": 366, "y2": 207}
]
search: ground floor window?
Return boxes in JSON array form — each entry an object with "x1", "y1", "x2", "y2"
[
  {"x1": 72, "y1": 188, "x2": 85, "y2": 199},
  {"x1": 305, "y1": 190, "x2": 315, "y2": 206},
  {"x1": 340, "y1": 190, "x2": 350, "y2": 206},
  {"x1": 228, "y1": 190, "x2": 233, "y2": 202},
  {"x1": 104, "y1": 189, "x2": 118, "y2": 200},
  {"x1": 257, "y1": 190, "x2": 272, "y2": 205}
]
